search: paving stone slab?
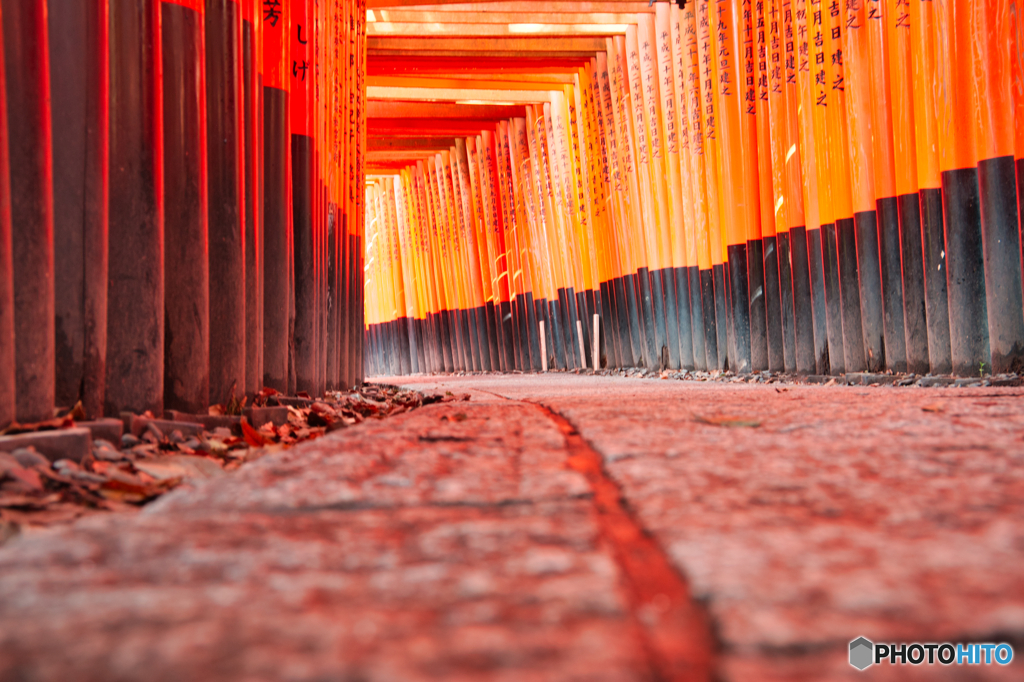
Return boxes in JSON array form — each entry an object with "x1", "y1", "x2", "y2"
[
  {"x1": 149, "y1": 400, "x2": 590, "y2": 514},
  {"x1": 391, "y1": 375, "x2": 1024, "y2": 681},
  {"x1": 0, "y1": 427, "x2": 92, "y2": 463},
  {"x1": 0, "y1": 503, "x2": 643, "y2": 682},
  {"x1": 0, "y1": 394, "x2": 648, "y2": 682}
]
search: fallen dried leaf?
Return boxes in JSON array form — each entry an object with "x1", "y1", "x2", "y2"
[
  {"x1": 132, "y1": 461, "x2": 188, "y2": 482},
  {"x1": 922, "y1": 403, "x2": 945, "y2": 413},
  {"x1": 240, "y1": 418, "x2": 271, "y2": 447}
]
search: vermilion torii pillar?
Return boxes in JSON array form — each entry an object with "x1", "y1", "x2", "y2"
[
  {"x1": 0, "y1": 4, "x2": 13, "y2": 427},
  {"x1": 3, "y1": 0, "x2": 55, "y2": 422},
  {"x1": 107, "y1": 0, "x2": 164, "y2": 416},
  {"x1": 49, "y1": 0, "x2": 110, "y2": 419},
  {"x1": 162, "y1": 0, "x2": 210, "y2": 414},
  {"x1": 262, "y1": 0, "x2": 289, "y2": 393},
  {"x1": 290, "y1": 0, "x2": 317, "y2": 395},
  {"x1": 206, "y1": 0, "x2": 247, "y2": 406}
]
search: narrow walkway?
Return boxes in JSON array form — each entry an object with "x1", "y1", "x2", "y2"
[{"x1": 1, "y1": 375, "x2": 1022, "y2": 681}]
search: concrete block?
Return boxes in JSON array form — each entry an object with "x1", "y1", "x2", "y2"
[
  {"x1": 163, "y1": 410, "x2": 205, "y2": 424},
  {"x1": 77, "y1": 418, "x2": 123, "y2": 443},
  {"x1": 245, "y1": 406, "x2": 289, "y2": 427},
  {"x1": 130, "y1": 417, "x2": 205, "y2": 439},
  {"x1": 273, "y1": 396, "x2": 312, "y2": 408},
  {"x1": 0, "y1": 428, "x2": 92, "y2": 463}
]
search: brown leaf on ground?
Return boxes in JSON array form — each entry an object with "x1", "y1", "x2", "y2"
[
  {"x1": 922, "y1": 403, "x2": 946, "y2": 413},
  {"x1": 5, "y1": 383, "x2": 435, "y2": 528},
  {"x1": 241, "y1": 419, "x2": 271, "y2": 447},
  {"x1": 68, "y1": 401, "x2": 88, "y2": 421},
  {"x1": 1, "y1": 505, "x2": 85, "y2": 525},
  {"x1": 1, "y1": 416, "x2": 74, "y2": 435}
]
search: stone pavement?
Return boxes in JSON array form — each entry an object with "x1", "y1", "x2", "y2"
[{"x1": 1, "y1": 374, "x2": 1022, "y2": 681}]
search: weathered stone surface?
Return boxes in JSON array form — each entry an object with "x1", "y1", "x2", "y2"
[
  {"x1": 77, "y1": 418, "x2": 123, "y2": 443},
  {"x1": 150, "y1": 400, "x2": 589, "y2": 514},
  {"x1": 3, "y1": 374, "x2": 1022, "y2": 681},
  {"x1": 0, "y1": 392, "x2": 644, "y2": 681},
  {"x1": 0, "y1": 427, "x2": 92, "y2": 463},
  {"x1": 393, "y1": 375, "x2": 1024, "y2": 680}
]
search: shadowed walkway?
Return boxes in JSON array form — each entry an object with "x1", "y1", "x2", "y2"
[{"x1": 1, "y1": 375, "x2": 1022, "y2": 680}]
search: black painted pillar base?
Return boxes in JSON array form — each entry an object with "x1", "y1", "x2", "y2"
[
  {"x1": 712, "y1": 263, "x2": 729, "y2": 371},
  {"x1": 727, "y1": 245, "x2": 752, "y2": 374},
  {"x1": 877, "y1": 197, "x2": 907, "y2": 373},
  {"x1": 979, "y1": 156, "x2": 1024, "y2": 374},
  {"x1": 852, "y1": 210, "x2": 885, "y2": 371},
  {"x1": 673, "y1": 267, "x2": 695, "y2": 370},
  {"x1": 659, "y1": 268, "x2": 681, "y2": 370},
  {"x1": 700, "y1": 267, "x2": 719, "y2": 371},
  {"x1": 942, "y1": 168, "x2": 990, "y2": 376},
  {"x1": 821, "y1": 223, "x2": 845, "y2": 374},
  {"x1": 761, "y1": 237, "x2": 784, "y2": 372},
  {"x1": 623, "y1": 274, "x2": 643, "y2": 367},
  {"x1": 777, "y1": 232, "x2": 798, "y2": 373},
  {"x1": 838, "y1": 216, "x2": 867, "y2": 372},
  {"x1": 687, "y1": 266, "x2": 706, "y2": 371},
  {"x1": 898, "y1": 194, "x2": 929, "y2": 374}
]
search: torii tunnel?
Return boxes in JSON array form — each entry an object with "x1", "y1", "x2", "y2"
[
  {"x1": 1, "y1": 0, "x2": 367, "y2": 426},
  {"x1": 2, "y1": 0, "x2": 1024, "y2": 426},
  {"x1": 363, "y1": 0, "x2": 1024, "y2": 382}
]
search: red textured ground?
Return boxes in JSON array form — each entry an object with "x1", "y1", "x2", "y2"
[{"x1": 1, "y1": 374, "x2": 1022, "y2": 681}]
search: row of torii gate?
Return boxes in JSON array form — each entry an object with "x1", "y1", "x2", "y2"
[
  {"x1": 2, "y1": 0, "x2": 1022, "y2": 430},
  {"x1": 363, "y1": 0, "x2": 1024, "y2": 380}
]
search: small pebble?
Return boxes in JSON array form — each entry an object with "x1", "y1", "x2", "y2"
[
  {"x1": 11, "y1": 447, "x2": 48, "y2": 468},
  {"x1": 121, "y1": 434, "x2": 140, "y2": 448},
  {"x1": 93, "y1": 444, "x2": 124, "y2": 461}
]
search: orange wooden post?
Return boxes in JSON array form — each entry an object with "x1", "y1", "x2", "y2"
[
  {"x1": 598, "y1": 48, "x2": 640, "y2": 368},
  {"x1": 626, "y1": 24, "x2": 666, "y2": 370},
  {"x1": 885, "y1": 0, "x2": 929, "y2": 374},
  {"x1": 467, "y1": 136, "x2": 501, "y2": 370},
  {"x1": 796, "y1": 0, "x2": 837, "y2": 373},
  {"x1": 756, "y1": 0, "x2": 786, "y2": 373},
  {"x1": 243, "y1": 0, "x2": 263, "y2": 392},
  {"x1": 779, "y1": 0, "x2": 815, "y2": 374},
  {"x1": 0, "y1": 4, "x2": 13, "y2": 426},
  {"x1": 262, "y1": 0, "x2": 290, "y2": 391},
  {"x1": 652, "y1": 7, "x2": 687, "y2": 369},
  {"x1": 972, "y1": 0, "x2": 1024, "y2": 375},
  {"x1": 608, "y1": 36, "x2": 647, "y2": 368},
  {"x1": 866, "y1": 0, "x2": 908, "y2": 373},
  {"x1": 933, "y1": 0, "x2": 988, "y2": 375},
  {"x1": 670, "y1": 4, "x2": 706, "y2": 371},
  {"x1": 696, "y1": 0, "x2": 728, "y2": 370},
  {"x1": 162, "y1": 0, "x2": 209, "y2": 413},
  {"x1": 638, "y1": 13, "x2": 678, "y2": 370},
  {"x1": 206, "y1": 0, "x2": 247, "y2": 402},
  {"x1": 841, "y1": 0, "x2": 885, "y2": 372},
  {"x1": 821, "y1": 0, "x2": 865, "y2": 373},
  {"x1": 686, "y1": 3, "x2": 722, "y2": 370},
  {"x1": 48, "y1": 0, "x2": 110, "y2": 418},
  {"x1": 713, "y1": 0, "x2": 765, "y2": 374},
  {"x1": 3, "y1": 0, "x2": 56, "y2": 421},
  {"x1": 106, "y1": 0, "x2": 166, "y2": 413}
]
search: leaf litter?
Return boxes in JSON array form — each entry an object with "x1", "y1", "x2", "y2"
[{"x1": 0, "y1": 383, "x2": 463, "y2": 542}]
